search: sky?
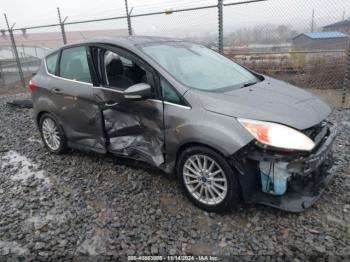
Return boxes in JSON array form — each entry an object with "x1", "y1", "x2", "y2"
[{"x1": 0, "y1": 0, "x2": 349, "y2": 36}]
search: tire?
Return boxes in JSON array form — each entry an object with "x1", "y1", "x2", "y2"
[
  {"x1": 39, "y1": 113, "x2": 68, "y2": 154},
  {"x1": 177, "y1": 146, "x2": 240, "y2": 212}
]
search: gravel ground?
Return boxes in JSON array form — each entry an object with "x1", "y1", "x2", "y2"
[
  {"x1": 0, "y1": 79, "x2": 30, "y2": 96},
  {"x1": 0, "y1": 93, "x2": 350, "y2": 261}
]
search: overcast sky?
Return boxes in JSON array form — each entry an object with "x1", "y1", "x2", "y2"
[{"x1": 1, "y1": 0, "x2": 349, "y2": 36}]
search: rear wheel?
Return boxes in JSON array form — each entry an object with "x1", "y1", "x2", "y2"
[
  {"x1": 177, "y1": 146, "x2": 240, "y2": 212},
  {"x1": 39, "y1": 113, "x2": 68, "y2": 154}
]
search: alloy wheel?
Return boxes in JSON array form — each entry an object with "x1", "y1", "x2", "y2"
[
  {"x1": 42, "y1": 117, "x2": 61, "y2": 151},
  {"x1": 183, "y1": 154, "x2": 228, "y2": 205}
]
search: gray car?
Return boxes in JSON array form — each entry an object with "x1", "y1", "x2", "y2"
[{"x1": 29, "y1": 36, "x2": 336, "y2": 212}]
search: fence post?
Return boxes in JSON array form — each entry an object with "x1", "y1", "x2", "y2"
[
  {"x1": 57, "y1": 7, "x2": 68, "y2": 44},
  {"x1": 342, "y1": 45, "x2": 350, "y2": 106},
  {"x1": 4, "y1": 13, "x2": 25, "y2": 88},
  {"x1": 218, "y1": 0, "x2": 224, "y2": 53},
  {"x1": 124, "y1": 0, "x2": 133, "y2": 35},
  {"x1": 0, "y1": 61, "x2": 3, "y2": 82}
]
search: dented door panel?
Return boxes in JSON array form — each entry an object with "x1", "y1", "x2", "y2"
[
  {"x1": 102, "y1": 99, "x2": 164, "y2": 166},
  {"x1": 89, "y1": 44, "x2": 165, "y2": 167}
]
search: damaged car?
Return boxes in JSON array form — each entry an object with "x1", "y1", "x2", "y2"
[{"x1": 29, "y1": 36, "x2": 336, "y2": 212}]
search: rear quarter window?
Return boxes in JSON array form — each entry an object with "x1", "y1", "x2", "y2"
[{"x1": 45, "y1": 52, "x2": 59, "y2": 75}]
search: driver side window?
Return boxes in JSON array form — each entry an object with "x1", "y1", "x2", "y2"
[{"x1": 102, "y1": 50, "x2": 149, "y2": 91}]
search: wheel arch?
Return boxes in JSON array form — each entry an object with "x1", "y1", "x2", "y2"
[
  {"x1": 36, "y1": 111, "x2": 66, "y2": 135},
  {"x1": 174, "y1": 141, "x2": 235, "y2": 179},
  {"x1": 37, "y1": 111, "x2": 69, "y2": 154},
  {"x1": 174, "y1": 141, "x2": 243, "y2": 200},
  {"x1": 176, "y1": 142, "x2": 226, "y2": 164},
  {"x1": 175, "y1": 141, "x2": 242, "y2": 211},
  {"x1": 36, "y1": 111, "x2": 50, "y2": 126}
]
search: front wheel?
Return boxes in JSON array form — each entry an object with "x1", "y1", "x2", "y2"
[{"x1": 177, "y1": 146, "x2": 240, "y2": 212}]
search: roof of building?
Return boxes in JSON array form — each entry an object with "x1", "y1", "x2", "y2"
[
  {"x1": 0, "y1": 29, "x2": 128, "y2": 46},
  {"x1": 293, "y1": 31, "x2": 349, "y2": 40},
  {"x1": 323, "y1": 19, "x2": 350, "y2": 28}
]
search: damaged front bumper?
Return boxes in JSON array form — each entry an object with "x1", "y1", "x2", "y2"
[{"x1": 234, "y1": 122, "x2": 337, "y2": 212}]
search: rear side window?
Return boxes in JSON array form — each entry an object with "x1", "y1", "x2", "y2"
[
  {"x1": 59, "y1": 46, "x2": 91, "y2": 83},
  {"x1": 46, "y1": 52, "x2": 59, "y2": 75}
]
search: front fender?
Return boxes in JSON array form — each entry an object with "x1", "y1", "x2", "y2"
[
  {"x1": 176, "y1": 113, "x2": 253, "y2": 156},
  {"x1": 163, "y1": 106, "x2": 254, "y2": 173}
]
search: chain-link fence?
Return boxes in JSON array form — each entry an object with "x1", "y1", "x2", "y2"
[
  {"x1": 0, "y1": 0, "x2": 349, "y2": 105},
  {"x1": 0, "y1": 26, "x2": 52, "y2": 95}
]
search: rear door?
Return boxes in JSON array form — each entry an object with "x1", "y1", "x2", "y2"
[
  {"x1": 46, "y1": 45, "x2": 105, "y2": 153},
  {"x1": 89, "y1": 44, "x2": 165, "y2": 166}
]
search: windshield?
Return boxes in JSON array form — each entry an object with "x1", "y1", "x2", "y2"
[{"x1": 141, "y1": 42, "x2": 259, "y2": 91}]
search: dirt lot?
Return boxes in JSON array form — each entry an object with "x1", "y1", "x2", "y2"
[{"x1": 0, "y1": 93, "x2": 350, "y2": 260}]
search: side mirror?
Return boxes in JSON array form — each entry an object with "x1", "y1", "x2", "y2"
[{"x1": 123, "y1": 83, "x2": 151, "y2": 101}]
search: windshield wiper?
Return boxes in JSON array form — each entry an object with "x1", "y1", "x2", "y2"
[{"x1": 243, "y1": 81, "x2": 258, "y2": 88}]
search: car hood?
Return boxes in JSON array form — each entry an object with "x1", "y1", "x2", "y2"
[{"x1": 196, "y1": 77, "x2": 331, "y2": 130}]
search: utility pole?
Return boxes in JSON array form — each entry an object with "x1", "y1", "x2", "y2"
[
  {"x1": 343, "y1": 11, "x2": 346, "y2": 20},
  {"x1": 57, "y1": 7, "x2": 68, "y2": 44},
  {"x1": 4, "y1": 13, "x2": 25, "y2": 88},
  {"x1": 124, "y1": 0, "x2": 133, "y2": 36},
  {"x1": 311, "y1": 9, "x2": 315, "y2": 32},
  {"x1": 218, "y1": 0, "x2": 224, "y2": 53}
]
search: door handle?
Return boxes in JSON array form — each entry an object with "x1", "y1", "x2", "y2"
[
  {"x1": 105, "y1": 101, "x2": 119, "y2": 107},
  {"x1": 52, "y1": 88, "x2": 62, "y2": 94}
]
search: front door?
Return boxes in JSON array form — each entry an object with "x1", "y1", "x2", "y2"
[{"x1": 89, "y1": 45, "x2": 165, "y2": 167}]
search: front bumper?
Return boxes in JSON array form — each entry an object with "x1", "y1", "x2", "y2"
[
  {"x1": 235, "y1": 123, "x2": 337, "y2": 212},
  {"x1": 253, "y1": 156, "x2": 334, "y2": 212},
  {"x1": 256, "y1": 123, "x2": 337, "y2": 212}
]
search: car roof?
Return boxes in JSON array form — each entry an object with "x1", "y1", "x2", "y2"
[
  {"x1": 68, "y1": 36, "x2": 182, "y2": 48},
  {"x1": 45, "y1": 36, "x2": 183, "y2": 57}
]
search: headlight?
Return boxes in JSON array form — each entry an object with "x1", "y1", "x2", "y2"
[{"x1": 237, "y1": 118, "x2": 315, "y2": 151}]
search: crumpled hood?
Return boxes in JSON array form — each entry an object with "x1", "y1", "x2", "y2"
[{"x1": 195, "y1": 76, "x2": 331, "y2": 130}]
